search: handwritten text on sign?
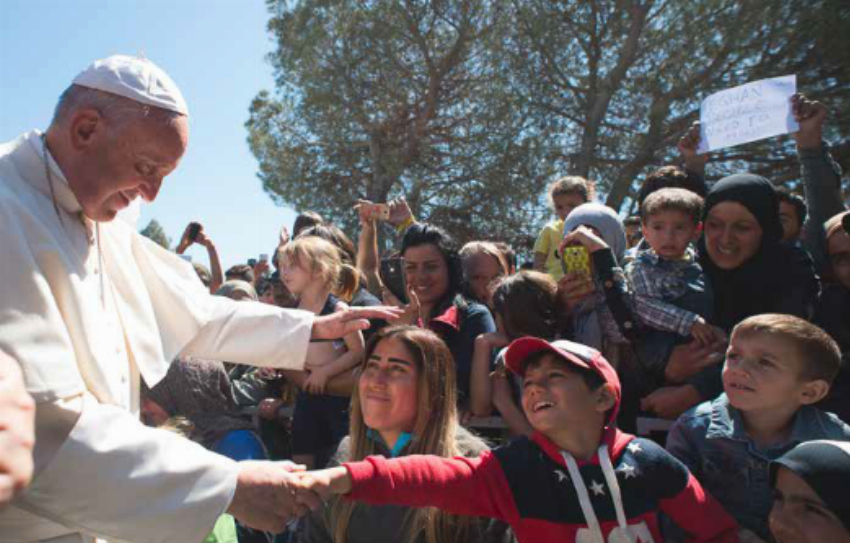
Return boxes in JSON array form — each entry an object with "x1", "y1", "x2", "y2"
[{"x1": 698, "y1": 75, "x2": 799, "y2": 154}]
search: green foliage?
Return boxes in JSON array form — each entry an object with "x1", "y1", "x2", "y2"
[
  {"x1": 508, "y1": 0, "x2": 850, "y2": 208},
  {"x1": 249, "y1": 0, "x2": 850, "y2": 253},
  {"x1": 248, "y1": 0, "x2": 552, "y2": 250},
  {"x1": 139, "y1": 219, "x2": 171, "y2": 250}
]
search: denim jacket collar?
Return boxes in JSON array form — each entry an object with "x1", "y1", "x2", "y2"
[{"x1": 706, "y1": 393, "x2": 826, "y2": 446}]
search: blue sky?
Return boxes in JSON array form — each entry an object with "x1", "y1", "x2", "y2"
[{"x1": 0, "y1": 0, "x2": 297, "y2": 269}]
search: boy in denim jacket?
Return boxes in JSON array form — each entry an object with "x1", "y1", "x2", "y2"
[{"x1": 667, "y1": 314, "x2": 850, "y2": 541}]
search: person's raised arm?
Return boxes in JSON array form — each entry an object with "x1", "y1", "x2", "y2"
[
  {"x1": 470, "y1": 333, "x2": 510, "y2": 417},
  {"x1": 175, "y1": 222, "x2": 194, "y2": 255},
  {"x1": 387, "y1": 197, "x2": 415, "y2": 234},
  {"x1": 490, "y1": 370, "x2": 534, "y2": 437},
  {"x1": 196, "y1": 228, "x2": 223, "y2": 294},
  {"x1": 792, "y1": 94, "x2": 847, "y2": 270},
  {"x1": 175, "y1": 222, "x2": 223, "y2": 294},
  {"x1": 677, "y1": 121, "x2": 709, "y2": 182},
  {"x1": 355, "y1": 200, "x2": 383, "y2": 296}
]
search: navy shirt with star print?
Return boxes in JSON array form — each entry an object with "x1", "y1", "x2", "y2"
[{"x1": 343, "y1": 429, "x2": 737, "y2": 543}]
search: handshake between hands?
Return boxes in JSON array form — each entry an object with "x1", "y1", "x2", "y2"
[{"x1": 227, "y1": 461, "x2": 353, "y2": 533}]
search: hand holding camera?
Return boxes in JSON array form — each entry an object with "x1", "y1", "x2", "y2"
[
  {"x1": 177, "y1": 221, "x2": 212, "y2": 253},
  {"x1": 356, "y1": 200, "x2": 391, "y2": 224}
]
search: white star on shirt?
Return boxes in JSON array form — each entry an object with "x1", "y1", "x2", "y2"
[
  {"x1": 627, "y1": 442, "x2": 643, "y2": 455},
  {"x1": 554, "y1": 470, "x2": 569, "y2": 483},
  {"x1": 617, "y1": 463, "x2": 637, "y2": 479},
  {"x1": 589, "y1": 480, "x2": 606, "y2": 496}
]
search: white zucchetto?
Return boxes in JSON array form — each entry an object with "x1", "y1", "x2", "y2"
[{"x1": 72, "y1": 54, "x2": 189, "y2": 116}]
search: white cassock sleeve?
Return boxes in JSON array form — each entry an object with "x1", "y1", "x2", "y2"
[
  {"x1": 14, "y1": 395, "x2": 238, "y2": 543},
  {"x1": 179, "y1": 294, "x2": 313, "y2": 369},
  {"x1": 122, "y1": 230, "x2": 314, "y2": 382}
]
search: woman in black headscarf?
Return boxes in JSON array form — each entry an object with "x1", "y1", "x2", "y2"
[
  {"x1": 641, "y1": 173, "x2": 821, "y2": 417},
  {"x1": 769, "y1": 440, "x2": 850, "y2": 543},
  {"x1": 698, "y1": 173, "x2": 819, "y2": 330},
  {"x1": 680, "y1": 173, "x2": 821, "y2": 402}
]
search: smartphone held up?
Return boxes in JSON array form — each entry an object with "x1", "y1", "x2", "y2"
[
  {"x1": 188, "y1": 222, "x2": 202, "y2": 243},
  {"x1": 380, "y1": 258, "x2": 408, "y2": 304},
  {"x1": 362, "y1": 203, "x2": 391, "y2": 221},
  {"x1": 561, "y1": 245, "x2": 594, "y2": 296}
]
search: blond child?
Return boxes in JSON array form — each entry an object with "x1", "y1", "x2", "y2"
[{"x1": 279, "y1": 236, "x2": 365, "y2": 469}]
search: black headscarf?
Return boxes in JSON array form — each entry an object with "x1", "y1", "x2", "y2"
[
  {"x1": 770, "y1": 440, "x2": 850, "y2": 531},
  {"x1": 698, "y1": 173, "x2": 819, "y2": 331}
]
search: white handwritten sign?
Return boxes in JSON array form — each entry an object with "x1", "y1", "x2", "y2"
[{"x1": 698, "y1": 75, "x2": 799, "y2": 154}]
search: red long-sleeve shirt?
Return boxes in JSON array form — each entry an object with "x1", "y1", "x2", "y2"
[{"x1": 344, "y1": 431, "x2": 738, "y2": 543}]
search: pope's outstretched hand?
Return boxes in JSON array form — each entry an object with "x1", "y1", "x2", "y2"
[
  {"x1": 226, "y1": 461, "x2": 323, "y2": 532},
  {"x1": 311, "y1": 306, "x2": 403, "y2": 340}
]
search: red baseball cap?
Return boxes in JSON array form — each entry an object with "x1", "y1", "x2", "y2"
[{"x1": 504, "y1": 337, "x2": 621, "y2": 425}]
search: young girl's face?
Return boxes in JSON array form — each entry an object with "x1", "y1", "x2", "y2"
[
  {"x1": 279, "y1": 255, "x2": 314, "y2": 296},
  {"x1": 465, "y1": 253, "x2": 504, "y2": 306}
]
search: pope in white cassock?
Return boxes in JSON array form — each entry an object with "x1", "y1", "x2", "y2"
[{"x1": 0, "y1": 55, "x2": 399, "y2": 543}]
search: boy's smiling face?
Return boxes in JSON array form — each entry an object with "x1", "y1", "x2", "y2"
[
  {"x1": 722, "y1": 331, "x2": 827, "y2": 415},
  {"x1": 520, "y1": 353, "x2": 613, "y2": 436}
]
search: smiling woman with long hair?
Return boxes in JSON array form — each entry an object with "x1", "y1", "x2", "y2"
[{"x1": 297, "y1": 325, "x2": 512, "y2": 543}]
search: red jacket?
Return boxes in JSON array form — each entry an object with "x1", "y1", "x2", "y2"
[{"x1": 344, "y1": 429, "x2": 737, "y2": 543}]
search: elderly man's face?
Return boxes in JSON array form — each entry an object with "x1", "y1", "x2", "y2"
[{"x1": 74, "y1": 113, "x2": 188, "y2": 222}]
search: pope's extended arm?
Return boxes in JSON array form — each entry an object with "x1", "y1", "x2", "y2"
[
  {"x1": 15, "y1": 394, "x2": 238, "y2": 543},
  {"x1": 179, "y1": 294, "x2": 313, "y2": 370}
]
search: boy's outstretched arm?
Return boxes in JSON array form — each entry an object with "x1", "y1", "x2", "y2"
[{"x1": 296, "y1": 453, "x2": 520, "y2": 525}]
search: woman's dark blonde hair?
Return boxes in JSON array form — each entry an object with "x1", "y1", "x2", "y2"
[
  {"x1": 332, "y1": 325, "x2": 471, "y2": 543},
  {"x1": 278, "y1": 236, "x2": 359, "y2": 302}
]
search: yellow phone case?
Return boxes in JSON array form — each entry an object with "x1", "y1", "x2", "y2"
[{"x1": 561, "y1": 246, "x2": 591, "y2": 277}]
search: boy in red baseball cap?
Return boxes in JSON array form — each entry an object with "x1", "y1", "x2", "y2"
[{"x1": 295, "y1": 338, "x2": 737, "y2": 542}]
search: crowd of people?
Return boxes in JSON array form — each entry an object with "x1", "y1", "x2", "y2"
[{"x1": 1, "y1": 54, "x2": 850, "y2": 543}]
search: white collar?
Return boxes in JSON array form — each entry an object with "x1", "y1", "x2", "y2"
[{"x1": 24, "y1": 130, "x2": 84, "y2": 216}]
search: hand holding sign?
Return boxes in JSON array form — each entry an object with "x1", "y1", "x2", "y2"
[
  {"x1": 791, "y1": 93, "x2": 828, "y2": 150},
  {"x1": 698, "y1": 75, "x2": 799, "y2": 154}
]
